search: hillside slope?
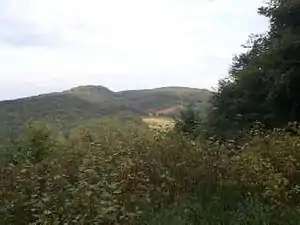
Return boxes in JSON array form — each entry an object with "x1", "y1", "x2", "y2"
[
  {"x1": 118, "y1": 86, "x2": 212, "y2": 114},
  {"x1": 0, "y1": 85, "x2": 212, "y2": 141}
]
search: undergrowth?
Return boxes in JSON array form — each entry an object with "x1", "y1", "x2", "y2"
[{"x1": 1, "y1": 120, "x2": 300, "y2": 224}]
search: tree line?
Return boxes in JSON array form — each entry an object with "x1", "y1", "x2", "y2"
[{"x1": 179, "y1": 0, "x2": 300, "y2": 140}]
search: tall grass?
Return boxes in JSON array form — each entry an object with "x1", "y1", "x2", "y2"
[{"x1": 1, "y1": 120, "x2": 300, "y2": 224}]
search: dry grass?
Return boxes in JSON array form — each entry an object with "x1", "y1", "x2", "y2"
[{"x1": 142, "y1": 116, "x2": 175, "y2": 130}]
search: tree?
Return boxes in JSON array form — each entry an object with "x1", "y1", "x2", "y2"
[
  {"x1": 205, "y1": 0, "x2": 300, "y2": 138},
  {"x1": 175, "y1": 104, "x2": 203, "y2": 138},
  {"x1": 15, "y1": 121, "x2": 54, "y2": 164}
]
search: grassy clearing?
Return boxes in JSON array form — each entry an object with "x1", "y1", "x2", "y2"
[{"x1": 142, "y1": 116, "x2": 175, "y2": 130}]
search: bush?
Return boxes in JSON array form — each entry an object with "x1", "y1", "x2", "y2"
[
  {"x1": 1, "y1": 119, "x2": 300, "y2": 224},
  {"x1": 174, "y1": 104, "x2": 203, "y2": 139}
]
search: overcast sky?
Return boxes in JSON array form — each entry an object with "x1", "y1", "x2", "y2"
[{"x1": 0, "y1": 0, "x2": 268, "y2": 100}]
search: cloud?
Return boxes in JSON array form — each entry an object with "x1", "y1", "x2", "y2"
[
  {"x1": 0, "y1": 0, "x2": 268, "y2": 100},
  {"x1": 0, "y1": 1, "x2": 62, "y2": 47},
  {"x1": 0, "y1": 18, "x2": 61, "y2": 47}
]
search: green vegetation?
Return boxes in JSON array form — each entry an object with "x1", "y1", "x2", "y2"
[
  {"x1": 204, "y1": 0, "x2": 300, "y2": 139},
  {"x1": 1, "y1": 0, "x2": 300, "y2": 224},
  {"x1": 1, "y1": 120, "x2": 300, "y2": 224},
  {"x1": 0, "y1": 86, "x2": 211, "y2": 143},
  {"x1": 174, "y1": 104, "x2": 204, "y2": 139}
]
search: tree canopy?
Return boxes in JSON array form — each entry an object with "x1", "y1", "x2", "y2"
[{"x1": 206, "y1": 0, "x2": 300, "y2": 138}]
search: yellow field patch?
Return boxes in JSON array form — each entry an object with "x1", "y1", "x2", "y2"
[{"x1": 142, "y1": 116, "x2": 175, "y2": 130}]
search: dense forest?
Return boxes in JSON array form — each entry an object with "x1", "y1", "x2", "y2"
[{"x1": 1, "y1": 0, "x2": 300, "y2": 224}]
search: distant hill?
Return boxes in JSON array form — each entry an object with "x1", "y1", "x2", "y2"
[{"x1": 0, "y1": 85, "x2": 212, "y2": 142}]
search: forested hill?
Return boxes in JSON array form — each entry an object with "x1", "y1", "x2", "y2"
[
  {"x1": 2, "y1": 1, "x2": 300, "y2": 224},
  {"x1": 0, "y1": 85, "x2": 212, "y2": 141}
]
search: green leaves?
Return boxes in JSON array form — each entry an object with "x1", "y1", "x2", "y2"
[
  {"x1": 206, "y1": 0, "x2": 300, "y2": 139},
  {"x1": 2, "y1": 116, "x2": 300, "y2": 224},
  {"x1": 175, "y1": 104, "x2": 204, "y2": 139}
]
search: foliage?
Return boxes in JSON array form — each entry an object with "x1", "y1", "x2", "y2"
[
  {"x1": 175, "y1": 104, "x2": 204, "y2": 139},
  {"x1": 2, "y1": 1, "x2": 300, "y2": 224},
  {"x1": 206, "y1": 0, "x2": 300, "y2": 138},
  {"x1": 1, "y1": 119, "x2": 300, "y2": 224},
  {"x1": 0, "y1": 86, "x2": 211, "y2": 143}
]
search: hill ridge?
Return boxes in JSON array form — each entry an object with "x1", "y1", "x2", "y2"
[
  {"x1": 2, "y1": 85, "x2": 211, "y2": 102},
  {"x1": 0, "y1": 85, "x2": 212, "y2": 142}
]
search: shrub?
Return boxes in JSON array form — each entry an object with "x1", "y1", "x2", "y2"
[{"x1": 1, "y1": 119, "x2": 300, "y2": 224}]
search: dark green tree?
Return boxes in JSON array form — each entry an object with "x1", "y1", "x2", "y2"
[
  {"x1": 16, "y1": 121, "x2": 54, "y2": 164},
  {"x1": 175, "y1": 104, "x2": 203, "y2": 138},
  {"x1": 206, "y1": 0, "x2": 300, "y2": 138}
]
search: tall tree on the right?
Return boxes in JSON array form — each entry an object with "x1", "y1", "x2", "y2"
[{"x1": 205, "y1": 0, "x2": 300, "y2": 139}]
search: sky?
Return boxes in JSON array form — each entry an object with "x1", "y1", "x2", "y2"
[{"x1": 0, "y1": 0, "x2": 268, "y2": 100}]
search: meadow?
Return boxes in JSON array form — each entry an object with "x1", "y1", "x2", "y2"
[{"x1": 142, "y1": 116, "x2": 175, "y2": 130}]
